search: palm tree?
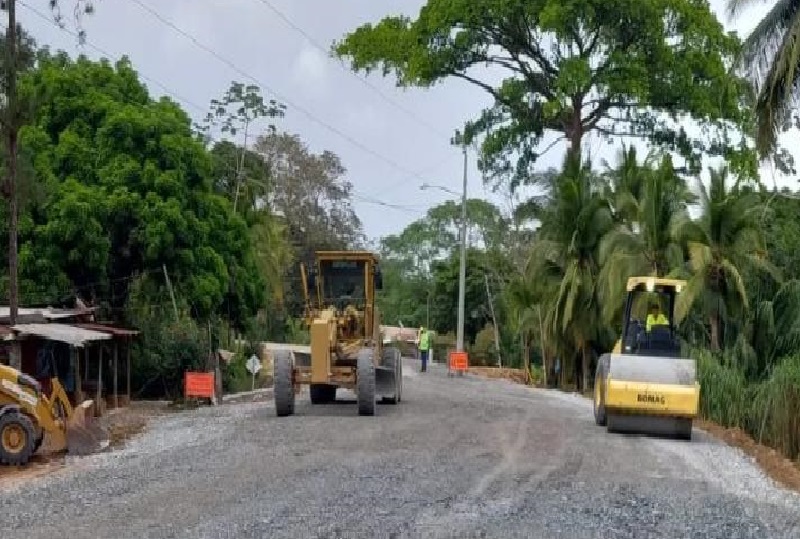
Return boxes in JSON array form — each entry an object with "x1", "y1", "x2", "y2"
[
  {"x1": 674, "y1": 166, "x2": 777, "y2": 350},
  {"x1": 597, "y1": 153, "x2": 695, "y2": 324},
  {"x1": 529, "y1": 153, "x2": 613, "y2": 391},
  {"x1": 727, "y1": 0, "x2": 800, "y2": 157}
]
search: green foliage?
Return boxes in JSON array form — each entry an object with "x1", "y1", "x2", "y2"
[
  {"x1": 472, "y1": 324, "x2": 498, "y2": 367},
  {"x1": 727, "y1": 0, "x2": 800, "y2": 159},
  {"x1": 11, "y1": 53, "x2": 265, "y2": 325},
  {"x1": 334, "y1": 0, "x2": 761, "y2": 185},
  {"x1": 126, "y1": 280, "x2": 210, "y2": 399}
]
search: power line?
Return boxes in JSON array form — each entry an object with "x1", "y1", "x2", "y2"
[
  {"x1": 19, "y1": 0, "x2": 425, "y2": 217},
  {"x1": 251, "y1": 0, "x2": 453, "y2": 141},
  {"x1": 19, "y1": 0, "x2": 207, "y2": 115},
  {"x1": 126, "y1": 0, "x2": 443, "y2": 193}
]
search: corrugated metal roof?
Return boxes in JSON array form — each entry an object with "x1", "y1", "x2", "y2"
[
  {"x1": 0, "y1": 306, "x2": 95, "y2": 321},
  {"x1": 74, "y1": 323, "x2": 140, "y2": 337},
  {"x1": 12, "y1": 323, "x2": 113, "y2": 347}
]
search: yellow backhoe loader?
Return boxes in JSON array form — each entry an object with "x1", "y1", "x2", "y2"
[
  {"x1": 0, "y1": 363, "x2": 109, "y2": 465},
  {"x1": 264, "y1": 250, "x2": 402, "y2": 416},
  {"x1": 593, "y1": 277, "x2": 700, "y2": 440}
]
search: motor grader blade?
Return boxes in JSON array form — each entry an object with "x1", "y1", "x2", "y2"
[{"x1": 65, "y1": 400, "x2": 110, "y2": 456}]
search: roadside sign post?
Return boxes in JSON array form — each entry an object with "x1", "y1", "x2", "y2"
[{"x1": 246, "y1": 354, "x2": 262, "y2": 391}]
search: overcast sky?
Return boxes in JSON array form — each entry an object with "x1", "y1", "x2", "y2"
[{"x1": 13, "y1": 0, "x2": 799, "y2": 241}]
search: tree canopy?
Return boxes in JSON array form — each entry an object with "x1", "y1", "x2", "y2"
[{"x1": 334, "y1": 0, "x2": 762, "y2": 185}]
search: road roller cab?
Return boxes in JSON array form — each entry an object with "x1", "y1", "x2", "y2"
[{"x1": 593, "y1": 277, "x2": 701, "y2": 440}]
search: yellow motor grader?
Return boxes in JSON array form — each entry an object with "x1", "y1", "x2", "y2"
[
  {"x1": 265, "y1": 250, "x2": 402, "y2": 416},
  {"x1": 0, "y1": 363, "x2": 109, "y2": 465}
]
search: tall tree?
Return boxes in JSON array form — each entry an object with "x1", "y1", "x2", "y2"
[
  {"x1": 19, "y1": 53, "x2": 266, "y2": 325},
  {"x1": 674, "y1": 167, "x2": 777, "y2": 350},
  {"x1": 726, "y1": 0, "x2": 800, "y2": 158},
  {"x1": 200, "y1": 81, "x2": 285, "y2": 212},
  {"x1": 253, "y1": 131, "x2": 364, "y2": 316},
  {"x1": 597, "y1": 150, "x2": 694, "y2": 323},
  {"x1": 528, "y1": 154, "x2": 614, "y2": 390},
  {"x1": 254, "y1": 131, "x2": 364, "y2": 251},
  {"x1": 334, "y1": 0, "x2": 756, "y2": 188},
  {"x1": 1, "y1": 1, "x2": 92, "y2": 369}
]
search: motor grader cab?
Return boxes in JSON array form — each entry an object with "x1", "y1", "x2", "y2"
[
  {"x1": 269, "y1": 250, "x2": 402, "y2": 417},
  {"x1": 593, "y1": 277, "x2": 700, "y2": 440},
  {"x1": 0, "y1": 363, "x2": 109, "y2": 465}
]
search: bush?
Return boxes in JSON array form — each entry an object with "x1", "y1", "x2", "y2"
[
  {"x1": 750, "y1": 354, "x2": 800, "y2": 460},
  {"x1": 129, "y1": 314, "x2": 210, "y2": 400},
  {"x1": 695, "y1": 347, "x2": 800, "y2": 462},
  {"x1": 694, "y1": 348, "x2": 751, "y2": 428}
]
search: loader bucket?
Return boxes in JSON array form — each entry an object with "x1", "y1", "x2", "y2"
[{"x1": 65, "y1": 400, "x2": 110, "y2": 456}]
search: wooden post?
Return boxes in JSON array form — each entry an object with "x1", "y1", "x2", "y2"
[
  {"x1": 113, "y1": 341, "x2": 119, "y2": 409},
  {"x1": 126, "y1": 342, "x2": 131, "y2": 403},
  {"x1": 73, "y1": 346, "x2": 83, "y2": 403},
  {"x1": 96, "y1": 345, "x2": 103, "y2": 416}
]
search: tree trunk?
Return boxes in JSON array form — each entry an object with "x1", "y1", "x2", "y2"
[
  {"x1": 566, "y1": 97, "x2": 584, "y2": 159},
  {"x1": 537, "y1": 306, "x2": 547, "y2": 386},
  {"x1": 582, "y1": 344, "x2": 591, "y2": 393},
  {"x1": 709, "y1": 313, "x2": 720, "y2": 351},
  {"x1": 522, "y1": 336, "x2": 530, "y2": 384},
  {"x1": 6, "y1": 0, "x2": 20, "y2": 369}
]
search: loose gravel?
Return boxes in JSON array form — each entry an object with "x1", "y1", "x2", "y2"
[{"x1": 1, "y1": 359, "x2": 799, "y2": 539}]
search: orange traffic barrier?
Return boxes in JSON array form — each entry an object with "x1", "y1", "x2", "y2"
[
  {"x1": 184, "y1": 371, "x2": 215, "y2": 400},
  {"x1": 448, "y1": 351, "x2": 468, "y2": 376}
]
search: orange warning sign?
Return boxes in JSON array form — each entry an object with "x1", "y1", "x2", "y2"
[
  {"x1": 184, "y1": 371, "x2": 215, "y2": 399},
  {"x1": 449, "y1": 351, "x2": 468, "y2": 372}
]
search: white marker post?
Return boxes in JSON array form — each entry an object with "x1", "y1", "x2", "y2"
[{"x1": 246, "y1": 354, "x2": 262, "y2": 391}]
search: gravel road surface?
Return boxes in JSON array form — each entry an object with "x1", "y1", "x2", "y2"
[{"x1": 1, "y1": 359, "x2": 799, "y2": 539}]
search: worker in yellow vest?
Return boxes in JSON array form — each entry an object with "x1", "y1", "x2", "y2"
[
  {"x1": 418, "y1": 326, "x2": 431, "y2": 373},
  {"x1": 646, "y1": 303, "x2": 668, "y2": 331}
]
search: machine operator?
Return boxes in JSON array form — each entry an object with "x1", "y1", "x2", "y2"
[{"x1": 646, "y1": 303, "x2": 668, "y2": 332}]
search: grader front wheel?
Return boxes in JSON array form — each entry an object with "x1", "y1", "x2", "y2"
[
  {"x1": 357, "y1": 348, "x2": 376, "y2": 416},
  {"x1": 273, "y1": 349, "x2": 295, "y2": 417}
]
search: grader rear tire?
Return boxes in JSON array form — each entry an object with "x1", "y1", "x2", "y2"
[
  {"x1": 381, "y1": 347, "x2": 402, "y2": 404},
  {"x1": 0, "y1": 412, "x2": 36, "y2": 466},
  {"x1": 273, "y1": 349, "x2": 295, "y2": 417},
  {"x1": 357, "y1": 348, "x2": 376, "y2": 416}
]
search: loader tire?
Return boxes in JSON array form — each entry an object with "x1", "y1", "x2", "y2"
[
  {"x1": 381, "y1": 347, "x2": 402, "y2": 404},
  {"x1": 0, "y1": 412, "x2": 36, "y2": 466},
  {"x1": 357, "y1": 348, "x2": 376, "y2": 416},
  {"x1": 33, "y1": 433, "x2": 44, "y2": 454},
  {"x1": 273, "y1": 349, "x2": 295, "y2": 417},
  {"x1": 310, "y1": 384, "x2": 336, "y2": 404}
]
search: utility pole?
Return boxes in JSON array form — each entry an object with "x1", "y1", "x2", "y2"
[
  {"x1": 456, "y1": 145, "x2": 467, "y2": 353},
  {"x1": 483, "y1": 273, "x2": 501, "y2": 367},
  {"x1": 5, "y1": 0, "x2": 20, "y2": 369},
  {"x1": 426, "y1": 290, "x2": 431, "y2": 328}
]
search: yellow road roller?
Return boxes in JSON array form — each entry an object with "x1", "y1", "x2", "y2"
[{"x1": 593, "y1": 277, "x2": 700, "y2": 440}]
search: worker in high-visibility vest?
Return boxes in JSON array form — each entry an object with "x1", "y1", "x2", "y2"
[
  {"x1": 418, "y1": 326, "x2": 431, "y2": 373},
  {"x1": 646, "y1": 303, "x2": 668, "y2": 332}
]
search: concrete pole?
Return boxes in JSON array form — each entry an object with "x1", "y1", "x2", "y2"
[{"x1": 456, "y1": 146, "x2": 468, "y2": 353}]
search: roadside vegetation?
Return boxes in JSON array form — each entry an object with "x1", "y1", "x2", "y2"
[
  {"x1": 2, "y1": 1, "x2": 800, "y2": 466},
  {"x1": 335, "y1": 0, "x2": 800, "y2": 464}
]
